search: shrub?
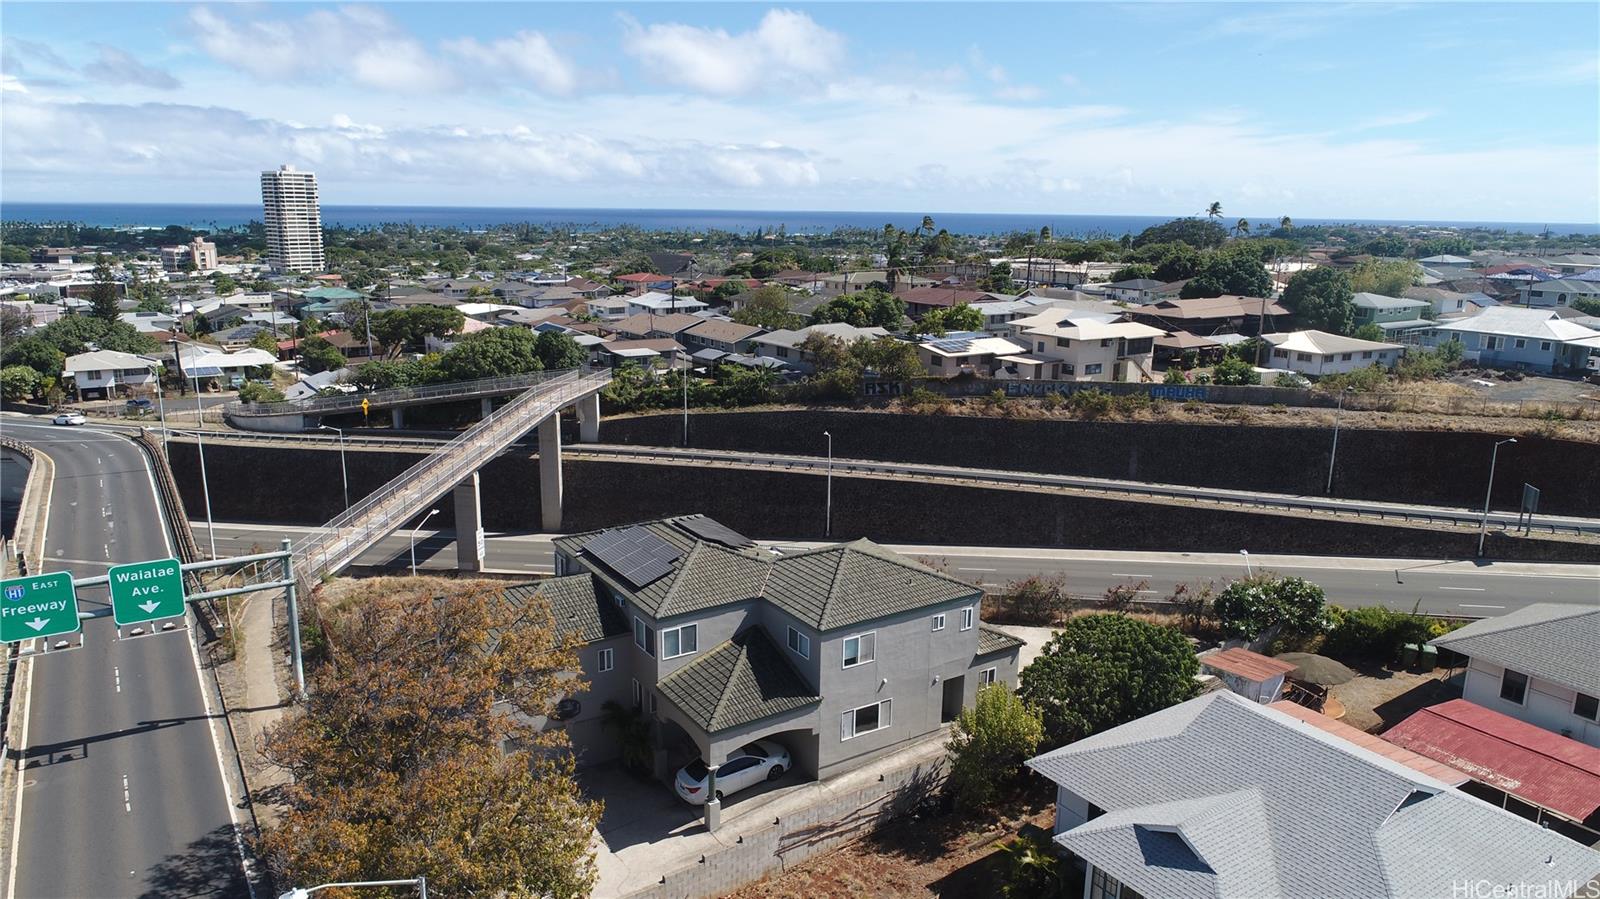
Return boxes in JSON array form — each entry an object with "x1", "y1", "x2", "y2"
[
  {"x1": 236, "y1": 381, "x2": 286, "y2": 404},
  {"x1": 946, "y1": 685, "x2": 1044, "y2": 811},
  {"x1": 1002, "y1": 574, "x2": 1074, "y2": 624},
  {"x1": 1211, "y1": 355, "x2": 1260, "y2": 386},
  {"x1": 1169, "y1": 581, "x2": 1215, "y2": 633},
  {"x1": 1111, "y1": 392, "x2": 1149, "y2": 417},
  {"x1": 1213, "y1": 575, "x2": 1329, "y2": 644},
  {"x1": 1100, "y1": 580, "x2": 1147, "y2": 613},
  {"x1": 997, "y1": 831, "x2": 1067, "y2": 898},
  {"x1": 1322, "y1": 605, "x2": 1432, "y2": 662},
  {"x1": 1069, "y1": 388, "x2": 1113, "y2": 418},
  {"x1": 1163, "y1": 367, "x2": 1187, "y2": 384}
]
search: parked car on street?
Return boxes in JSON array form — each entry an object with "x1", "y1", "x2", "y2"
[
  {"x1": 673, "y1": 740, "x2": 791, "y2": 806},
  {"x1": 125, "y1": 398, "x2": 154, "y2": 415},
  {"x1": 52, "y1": 413, "x2": 87, "y2": 426}
]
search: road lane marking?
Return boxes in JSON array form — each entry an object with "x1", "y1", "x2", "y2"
[
  {"x1": 122, "y1": 775, "x2": 131, "y2": 812},
  {"x1": 957, "y1": 567, "x2": 996, "y2": 572},
  {"x1": 1439, "y1": 586, "x2": 1487, "y2": 592},
  {"x1": 1113, "y1": 573, "x2": 1154, "y2": 579},
  {"x1": 1460, "y1": 603, "x2": 1506, "y2": 610},
  {"x1": 114, "y1": 667, "x2": 121, "y2": 693}
]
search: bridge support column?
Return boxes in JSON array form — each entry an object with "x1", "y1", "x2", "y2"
[
  {"x1": 576, "y1": 392, "x2": 600, "y2": 443},
  {"x1": 539, "y1": 416, "x2": 563, "y2": 532},
  {"x1": 454, "y1": 472, "x2": 485, "y2": 572},
  {"x1": 391, "y1": 407, "x2": 406, "y2": 429},
  {"x1": 481, "y1": 397, "x2": 494, "y2": 419}
]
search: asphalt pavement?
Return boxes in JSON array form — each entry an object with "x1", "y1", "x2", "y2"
[
  {"x1": 5, "y1": 422, "x2": 247, "y2": 898},
  {"x1": 194, "y1": 521, "x2": 1599, "y2": 617}
]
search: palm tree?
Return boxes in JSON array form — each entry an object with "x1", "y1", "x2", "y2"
[
  {"x1": 920, "y1": 215, "x2": 935, "y2": 237},
  {"x1": 1279, "y1": 215, "x2": 1293, "y2": 230},
  {"x1": 883, "y1": 224, "x2": 908, "y2": 291},
  {"x1": 1235, "y1": 218, "x2": 1251, "y2": 237},
  {"x1": 1205, "y1": 202, "x2": 1223, "y2": 221}
]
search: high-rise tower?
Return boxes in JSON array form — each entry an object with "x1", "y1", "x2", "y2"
[{"x1": 260, "y1": 164, "x2": 326, "y2": 273}]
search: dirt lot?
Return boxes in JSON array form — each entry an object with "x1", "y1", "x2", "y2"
[
  {"x1": 1447, "y1": 371, "x2": 1600, "y2": 405},
  {"x1": 1329, "y1": 664, "x2": 1461, "y2": 733},
  {"x1": 724, "y1": 789, "x2": 1055, "y2": 899}
]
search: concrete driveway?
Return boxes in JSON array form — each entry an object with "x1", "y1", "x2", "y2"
[{"x1": 582, "y1": 730, "x2": 950, "y2": 898}]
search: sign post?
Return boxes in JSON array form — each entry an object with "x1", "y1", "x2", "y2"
[
  {"x1": 108, "y1": 557, "x2": 187, "y2": 627},
  {"x1": 0, "y1": 571, "x2": 81, "y2": 643}
]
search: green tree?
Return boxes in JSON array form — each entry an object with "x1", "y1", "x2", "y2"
[
  {"x1": 731, "y1": 285, "x2": 804, "y2": 330},
  {"x1": 298, "y1": 335, "x2": 347, "y2": 374},
  {"x1": 918, "y1": 302, "x2": 984, "y2": 337},
  {"x1": 1352, "y1": 323, "x2": 1386, "y2": 341},
  {"x1": 353, "y1": 359, "x2": 424, "y2": 390},
  {"x1": 236, "y1": 381, "x2": 286, "y2": 404},
  {"x1": 0, "y1": 306, "x2": 29, "y2": 345},
  {"x1": 1571, "y1": 296, "x2": 1600, "y2": 316},
  {"x1": 1, "y1": 365, "x2": 42, "y2": 402},
  {"x1": 1234, "y1": 218, "x2": 1251, "y2": 237},
  {"x1": 976, "y1": 262, "x2": 1016, "y2": 293},
  {"x1": 1179, "y1": 253, "x2": 1273, "y2": 299},
  {"x1": 946, "y1": 685, "x2": 1043, "y2": 811},
  {"x1": 1, "y1": 337, "x2": 65, "y2": 378},
  {"x1": 1019, "y1": 614, "x2": 1198, "y2": 747},
  {"x1": 1109, "y1": 263, "x2": 1155, "y2": 283},
  {"x1": 372, "y1": 305, "x2": 466, "y2": 355},
  {"x1": 1210, "y1": 356, "x2": 1259, "y2": 385},
  {"x1": 1362, "y1": 235, "x2": 1408, "y2": 257},
  {"x1": 249, "y1": 330, "x2": 282, "y2": 353},
  {"x1": 212, "y1": 274, "x2": 240, "y2": 295},
  {"x1": 89, "y1": 254, "x2": 121, "y2": 321},
  {"x1": 533, "y1": 331, "x2": 585, "y2": 370},
  {"x1": 1132, "y1": 218, "x2": 1228, "y2": 250},
  {"x1": 1213, "y1": 575, "x2": 1329, "y2": 644},
  {"x1": 257, "y1": 581, "x2": 600, "y2": 897},
  {"x1": 810, "y1": 287, "x2": 906, "y2": 329},
  {"x1": 1205, "y1": 201, "x2": 1223, "y2": 221},
  {"x1": 1281, "y1": 267, "x2": 1356, "y2": 334},
  {"x1": 438, "y1": 327, "x2": 555, "y2": 381},
  {"x1": 1348, "y1": 259, "x2": 1422, "y2": 297}
]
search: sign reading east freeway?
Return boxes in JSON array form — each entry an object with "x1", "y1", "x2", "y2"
[
  {"x1": 109, "y1": 558, "x2": 186, "y2": 627},
  {"x1": 0, "y1": 571, "x2": 81, "y2": 643}
]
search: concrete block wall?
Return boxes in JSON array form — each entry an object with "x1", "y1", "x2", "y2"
[{"x1": 626, "y1": 756, "x2": 947, "y2": 899}]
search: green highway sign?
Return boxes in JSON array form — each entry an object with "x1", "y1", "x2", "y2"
[
  {"x1": 0, "y1": 571, "x2": 81, "y2": 643},
  {"x1": 109, "y1": 558, "x2": 186, "y2": 627}
]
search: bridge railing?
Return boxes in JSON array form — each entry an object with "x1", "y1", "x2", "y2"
[
  {"x1": 290, "y1": 368, "x2": 610, "y2": 586},
  {"x1": 224, "y1": 368, "x2": 582, "y2": 418}
]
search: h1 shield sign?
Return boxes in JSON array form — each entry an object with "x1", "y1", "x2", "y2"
[
  {"x1": 109, "y1": 558, "x2": 187, "y2": 626},
  {"x1": 0, "y1": 572, "x2": 81, "y2": 643}
]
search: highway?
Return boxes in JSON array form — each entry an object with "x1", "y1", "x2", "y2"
[
  {"x1": 5, "y1": 422, "x2": 247, "y2": 898},
  {"x1": 195, "y1": 521, "x2": 1600, "y2": 617}
]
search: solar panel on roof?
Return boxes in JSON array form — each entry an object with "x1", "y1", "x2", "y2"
[
  {"x1": 582, "y1": 526, "x2": 682, "y2": 588},
  {"x1": 678, "y1": 517, "x2": 755, "y2": 549},
  {"x1": 929, "y1": 337, "x2": 974, "y2": 352}
]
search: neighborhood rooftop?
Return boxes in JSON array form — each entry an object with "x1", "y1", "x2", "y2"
[{"x1": 1429, "y1": 602, "x2": 1600, "y2": 697}]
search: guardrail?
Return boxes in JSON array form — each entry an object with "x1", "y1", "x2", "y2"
[
  {"x1": 224, "y1": 368, "x2": 582, "y2": 418},
  {"x1": 288, "y1": 369, "x2": 611, "y2": 587}
]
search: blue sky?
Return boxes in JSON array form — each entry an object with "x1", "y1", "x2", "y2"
[{"x1": 2, "y1": 2, "x2": 1597, "y2": 221}]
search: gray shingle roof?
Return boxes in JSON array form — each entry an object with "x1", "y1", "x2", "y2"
[
  {"x1": 1430, "y1": 603, "x2": 1600, "y2": 697},
  {"x1": 655, "y1": 627, "x2": 820, "y2": 733},
  {"x1": 557, "y1": 517, "x2": 979, "y2": 631},
  {"x1": 1027, "y1": 692, "x2": 1600, "y2": 898},
  {"x1": 500, "y1": 575, "x2": 628, "y2": 645},
  {"x1": 976, "y1": 624, "x2": 1024, "y2": 657}
]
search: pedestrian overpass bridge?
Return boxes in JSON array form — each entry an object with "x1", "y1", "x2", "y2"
[
  {"x1": 223, "y1": 370, "x2": 565, "y2": 432},
  {"x1": 272, "y1": 367, "x2": 611, "y2": 588}
]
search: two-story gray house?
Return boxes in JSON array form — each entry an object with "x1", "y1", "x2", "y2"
[{"x1": 519, "y1": 515, "x2": 1022, "y2": 784}]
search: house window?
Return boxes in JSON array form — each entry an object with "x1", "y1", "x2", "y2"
[
  {"x1": 1340, "y1": 353, "x2": 1353, "y2": 361},
  {"x1": 1088, "y1": 867, "x2": 1123, "y2": 899},
  {"x1": 661, "y1": 624, "x2": 698, "y2": 659},
  {"x1": 776, "y1": 346, "x2": 789, "y2": 358},
  {"x1": 1513, "y1": 338, "x2": 1526, "y2": 349},
  {"x1": 85, "y1": 369, "x2": 103, "y2": 379},
  {"x1": 631, "y1": 678, "x2": 642, "y2": 709},
  {"x1": 1361, "y1": 351, "x2": 1373, "y2": 359},
  {"x1": 841, "y1": 699, "x2": 891, "y2": 741},
  {"x1": 842, "y1": 632, "x2": 876, "y2": 668},
  {"x1": 1056, "y1": 337, "x2": 1071, "y2": 348},
  {"x1": 1575, "y1": 693, "x2": 1599, "y2": 722},
  {"x1": 929, "y1": 355, "x2": 943, "y2": 368},
  {"x1": 961, "y1": 607, "x2": 974, "y2": 631},
  {"x1": 1541, "y1": 341, "x2": 1552, "y2": 352},
  {"x1": 1272, "y1": 349, "x2": 1288, "y2": 359},
  {"x1": 1083, "y1": 363, "x2": 1103, "y2": 375},
  {"x1": 931, "y1": 613, "x2": 946, "y2": 631},
  {"x1": 649, "y1": 692, "x2": 658, "y2": 714},
  {"x1": 981, "y1": 667, "x2": 998, "y2": 685},
  {"x1": 597, "y1": 648, "x2": 614, "y2": 673},
  {"x1": 1061, "y1": 363, "x2": 1075, "y2": 375},
  {"x1": 787, "y1": 626, "x2": 810, "y2": 659},
  {"x1": 1100, "y1": 338, "x2": 1112, "y2": 348},
  {"x1": 1499, "y1": 669, "x2": 1528, "y2": 705},
  {"x1": 633, "y1": 618, "x2": 656, "y2": 658},
  {"x1": 1484, "y1": 336, "x2": 1500, "y2": 350},
  {"x1": 1296, "y1": 352, "x2": 1313, "y2": 362},
  {"x1": 1558, "y1": 294, "x2": 1568, "y2": 304},
  {"x1": 1036, "y1": 341, "x2": 1045, "y2": 352}
]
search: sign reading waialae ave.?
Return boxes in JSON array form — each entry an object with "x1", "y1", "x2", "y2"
[
  {"x1": 109, "y1": 557, "x2": 186, "y2": 626},
  {"x1": 0, "y1": 571, "x2": 81, "y2": 643}
]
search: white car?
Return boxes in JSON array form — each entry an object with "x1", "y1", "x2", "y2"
[
  {"x1": 51, "y1": 413, "x2": 87, "y2": 426},
  {"x1": 674, "y1": 740, "x2": 791, "y2": 805}
]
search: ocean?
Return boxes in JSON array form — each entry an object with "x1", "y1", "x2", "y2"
[{"x1": 1, "y1": 202, "x2": 1595, "y2": 238}]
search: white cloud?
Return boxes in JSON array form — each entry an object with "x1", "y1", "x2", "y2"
[
  {"x1": 1351, "y1": 110, "x2": 1436, "y2": 131},
  {"x1": 188, "y1": 5, "x2": 451, "y2": 92},
  {"x1": 81, "y1": 45, "x2": 180, "y2": 90},
  {"x1": 618, "y1": 8, "x2": 844, "y2": 96},
  {"x1": 995, "y1": 84, "x2": 1044, "y2": 102},
  {"x1": 442, "y1": 31, "x2": 579, "y2": 95}
]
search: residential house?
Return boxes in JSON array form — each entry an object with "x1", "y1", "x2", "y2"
[
  {"x1": 62, "y1": 349, "x2": 158, "y2": 399},
  {"x1": 1262, "y1": 330, "x2": 1405, "y2": 376},
  {"x1": 1100, "y1": 278, "x2": 1165, "y2": 304},
  {"x1": 968, "y1": 298, "x2": 1050, "y2": 333},
  {"x1": 1130, "y1": 295, "x2": 1289, "y2": 336},
  {"x1": 1427, "y1": 307, "x2": 1600, "y2": 373},
  {"x1": 172, "y1": 346, "x2": 277, "y2": 384},
  {"x1": 1006, "y1": 309, "x2": 1163, "y2": 382},
  {"x1": 914, "y1": 331, "x2": 1029, "y2": 377},
  {"x1": 564, "y1": 276, "x2": 611, "y2": 299},
  {"x1": 585, "y1": 295, "x2": 632, "y2": 322},
  {"x1": 1198, "y1": 647, "x2": 1298, "y2": 704},
  {"x1": 282, "y1": 368, "x2": 352, "y2": 401},
  {"x1": 614, "y1": 272, "x2": 677, "y2": 293},
  {"x1": 895, "y1": 286, "x2": 992, "y2": 320},
  {"x1": 821, "y1": 271, "x2": 886, "y2": 294},
  {"x1": 1351, "y1": 292, "x2": 1433, "y2": 340},
  {"x1": 611, "y1": 312, "x2": 704, "y2": 341},
  {"x1": 596, "y1": 338, "x2": 684, "y2": 369},
  {"x1": 682, "y1": 319, "x2": 765, "y2": 355},
  {"x1": 1027, "y1": 691, "x2": 1600, "y2": 899},
  {"x1": 119, "y1": 310, "x2": 177, "y2": 333},
  {"x1": 625, "y1": 291, "x2": 708, "y2": 317},
  {"x1": 1519, "y1": 278, "x2": 1600, "y2": 309},
  {"x1": 1403, "y1": 286, "x2": 1493, "y2": 321},
  {"x1": 750, "y1": 322, "x2": 890, "y2": 370},
  {"x1": 1417, "y1": 254, "x2": 1477, "y2": 274},
  {"x1": 541, "y1": 515, "x2": 1023, "y2": 782},
  {"x1": 1385, "y1": 699, "x2": 1600, "y2": 846},
  {"x1": 1429, "y1": 603, "x2": 1600, "y2": 748},
  {"x1": 769, "y1": 269, "x2": 823, "y2": 290}
]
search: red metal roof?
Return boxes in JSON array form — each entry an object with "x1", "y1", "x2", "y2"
[
  {"x1": 1268, "y1": 701, "x2": 1469, "y2": 785},
  {"x1": 1202, "y1": 647, "x2": 1299, "y2": 682},
  {"x1": 1384, "y1": 699, "x2": 1600, "y2": 823}
]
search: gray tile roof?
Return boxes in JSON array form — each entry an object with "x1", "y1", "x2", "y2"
[
  {"x1": 1027, "y1": 692, "x2": 1600, "y2": 898},
  {"x1": 1429, "y1": 603, "x2": 1600, "y2": 697},
  {"x1": 655, "y1": 627, "x2": 820, "y2": 734},
  {"x1": 976, "y1": 624, "x2": 1024, "y2": 657},
  {"x1": 1352, "y1": 291, "x2": 1430, "y2": 310},
  {"x1": 557, "y1": 517, "x2": 979, "y2": 632},
  {"x1": 500, "y1": 575, "x2": 628, "y2": 645}
]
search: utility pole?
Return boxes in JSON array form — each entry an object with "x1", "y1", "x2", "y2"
[
  {"x1": 1477, "y1": 438, "x2": 1517, "y2": 558},
  {"x1": 1325, "y1": 388, "x2": 1349, "y2": 495},
  {"x1": 823, "y1": 430, "x2": 833, "y2": 538}
]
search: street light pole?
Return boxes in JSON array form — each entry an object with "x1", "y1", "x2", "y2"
[
  {"x1": 823, "y1": 430, "x2": 833, "y2": 539},
  {"x1": 1477, "y1": 438, "x2": 1517, "y2": 558},
  {"x1": 410, "y1": 508, "x2": 441, "y2": 577},
  {"x1": 1325, "y1": 387, "x2": 1349, "y2": 496},
  {"x1": 319, "y1": 424, "x2": 349, "y2": 511},
  {"x1": 1240, "y1": 549, "x2": 1252, "y2": 577},
  {"x1": 191, "y1": 370, "x2": 218, "y2": 559}
]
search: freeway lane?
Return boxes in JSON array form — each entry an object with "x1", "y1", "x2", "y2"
[
  {"x1": 194, "y1": 522, "x2": 1599, "y2": 617},
  {"x1": 6, "y1": 423, "x2": 246, "y2": 899}
]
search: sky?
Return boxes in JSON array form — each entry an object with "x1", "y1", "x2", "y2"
[{"x1": 1, "y1": 2, "x2": 1597, "y2": 222}]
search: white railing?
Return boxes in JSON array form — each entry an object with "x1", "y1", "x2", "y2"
[
  {"x1": 289, "y1": 369, "x2": 610, "y2": 586},
  {"x1": 225, "y1": 368, "x2": 578, "y2": 418}
]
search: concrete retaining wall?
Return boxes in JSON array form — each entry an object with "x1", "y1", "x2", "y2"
[{"x1": 626, "y1": 755, "x2": 947, "y2": 899}]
